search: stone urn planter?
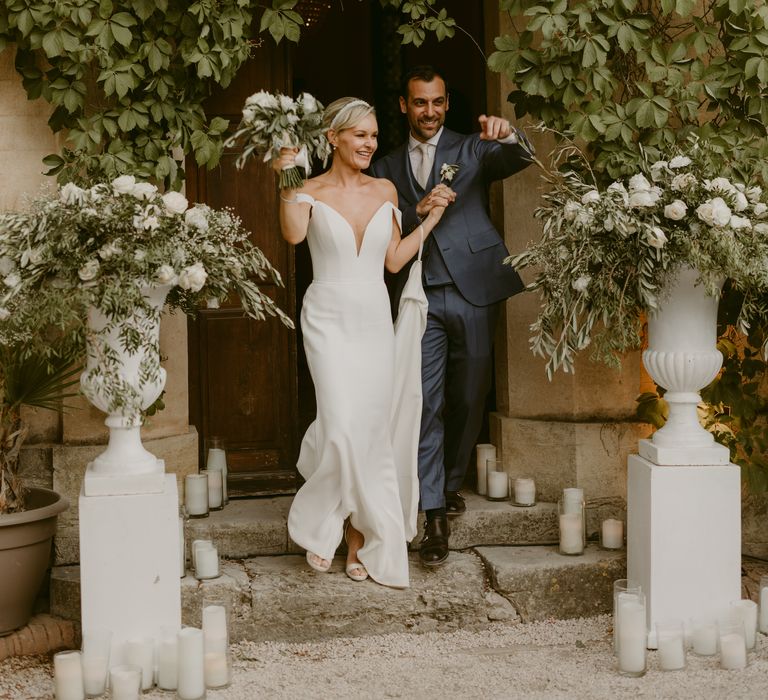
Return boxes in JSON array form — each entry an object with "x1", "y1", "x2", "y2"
[{"x1": 0, "y1": 488, "x2": 69, "y2": 635}]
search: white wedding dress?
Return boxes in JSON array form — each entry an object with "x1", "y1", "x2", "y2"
[{"x1": 287, "y1": 193, "x2": 426, "y2": 589}]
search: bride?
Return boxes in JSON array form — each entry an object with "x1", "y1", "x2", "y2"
[{"x1": 274, "y1": 97, "x2": 452, "y2": 587}]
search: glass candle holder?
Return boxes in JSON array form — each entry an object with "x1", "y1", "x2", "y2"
[
  {"x1": 656, "y1": 620, "x2": 686, "y2": 671},
  {"x1": 558, "y1": 497, "x2": 584, "y2": 555},
  {"x1": 177, "y1": 627, "x2": 206, "y2": 700},
  {"x1": 613, "y1": 579, "x2": 642, "y2": 655},
  {"x1": 80, "y1": 626, "x2": 111, "y2": 697},
  {"x1": 156, "y1": 626, "x2": 179, "y2": 691},
  {"x1": 206, "y1": 436, "x2": 229, "y2": 506},
  {"x1": 195, "y1": 542, "x2": 220, "y2": 580},
  {"x1": 185, "y1": 473, "x2": 209, "y2": 518},
  {"x1": 179, "y1": 506, "x2": 188, "y2": 578},
  {"x1": 108, "y1": 665, "x2": 142, "y2": 700},
  {"x1": 617, "y1": 590, "x2": 647, "y2": 677},
  {"x1": 202, "y1": 596, "x2": 232, "y2": 690},
  {"x1": 718, "y1": 620, "x2": 748, "y2": 670},
  {"x1": 201, "y1": 469, "x2": 223, "y2": 510},
  {"x1": 53, "y1": 650, "x2": 85, "y2": 700},
  {"x1": 730, "y1": 599, "x2": 758, "y2": 651},
  {"x1": 512, "y1": 477, "x2": 536, "y2": 507},
  {"x1": 475, "y1": 444, "x2": 496, "y2": 496},
  {"x1": 690, "y1": 618, "x2": 718, "y2": 656},
  {"x1": 760, "y1": 575, "x2": 768, "y2": 635},
  {"x1": 123, "y1": 637, "x2": 154, "y2": 692},
  {"x1": 600, "y1": 518, "x2": 624, "y2": 550},
  {"x1": 485, "y1": 459, "x2": 509, "y2": 501}
]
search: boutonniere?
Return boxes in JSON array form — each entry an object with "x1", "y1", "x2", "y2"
[{"x1": 440, "y1": 163, "x2": 460, "y2": 184}]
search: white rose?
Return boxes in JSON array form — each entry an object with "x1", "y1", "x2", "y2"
[
  {"x1": 246, "y1": 91, "x2": 279, "y2": 110},
  {"x1": 607, "y1": 182, "x2": 628, "y2": 197},
  {"x1": 88, "y1": 184, "x2": 108, "y2": 201},
  {"x1": 156, "y1": 264, "x2": 178, "y2": 285},
  {"x1": 3, "y1": 272, "x2": 20, "y2": 288},
  {"x1": 628, "y1": 174, "x2": 652, "y2": 193},
  {"x1": 572, "y1": 275, "x2": 591, "y2": 293},
  {"x1": 754, "y1": 223, "x2": 768, "y2": 235},
  {"x1": 134, "y1": 215, "x2": 159, "y2": 231},
  {"x1": 299, "y1": 93, "x2": 318, "y2": 114},
  {"x1": 0, "y1": 257, "x2": 14, "y2": 275},
  {"x1": 650, "y1": 161, "x2": 668, "y2": 181},
  {"x1": 754, "y1": 202, "x2": 767, "y2": 218},
  {"x1": 697, "y1": 197, "x2": 731, "y2": 227},
  {"x1": 671, "y1": 173, "x2": 696, "y2": 191},
  {"x1": 162, "y1": 191, "x2": 188, "y2": 214},
  {"x1": 669, "y1": 155, "x2": 692, "y2": 169},
  {"x1": 646, "y1": 226, "x2": 668, "y2": 248},
  {"x1": 286, "y1": 113, "x2": 300, "y2": 126},
  {"x1": 242, "y1": 106, "x2": 256, "y2": 122},
  {"x1": 581, "y1": 190, "x2": 600, "y2": 205},
  {"x1": 664, "y1": 200, "x2": 687, "y2": 221},
  {"x1": 629, "y1": 190, "x2": 657, "y2": 208},
  {"x1": 733, "y1": 192, "x2": 749, "y2": 212},
  {"x1": 746, "y1": 186, "x2": 762, "y2": 204},
  {"x1": 132, "y1": 182, "x2": 158, "y2": 200},
  {"x1": 563, "y1": 201, "x2": 581, "y2": 221},
  {"x1": 112, "y1": 175, "x2": 136, "y2": 194},
  {"x1": 59, "y1": 182, "x2": 85, "y2": 205},
  {"x1": 98, "y1": 242, "x2": 122, "y2": 259},
  {"x1": 178, "y1": 262, "x2": 207, "y2": 292},
  {"x1": 707, "y1": 177, "x2": 735, "y2": 194},
  {"x1": 576, "y1": 209, "x2": 593, "y2": 227},
  {"x1": 729, "y1": 215, "x2": 752, "y2": 230},
  {"x1": 279, "y1": 95, "x2": 296, "y2": 112},
  {"x1": 603, "y1": 215, "x2": 614, "y2": 232},
  {"x1": 184, "y1": 206, "x2": 209, "y2": 231},
  {"x1": 78, "y1": 260, "x2": 100, "y2": 281},
  {"x1": 0, "y1": 308, "x2": 9, "y2": 321}
]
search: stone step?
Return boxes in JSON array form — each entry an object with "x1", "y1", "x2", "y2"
[
  {"x1": 185, "y1": 492, "x2": 562, "y2": 559},
  {"x1": 50, "y1": 544, "x2": 627, "y2": 642}
]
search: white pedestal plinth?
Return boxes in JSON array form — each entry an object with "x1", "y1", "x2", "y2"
[
  {"x1": 83, "y1": 458, "x2": 166, "y2": 496},
  {"x1": 638, "y1": 438, "x2": 730, "y2": 466},
  {"x1": 627, "y1": 455, "x2": 741, "y2": 647},
  {"x1": 79, "y1": 474, "x2": 181, "y2": 664}
]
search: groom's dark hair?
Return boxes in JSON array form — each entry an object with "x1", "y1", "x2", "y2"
[{"x1": 400, "y1": 65, "x2": 448, "y2": 100}]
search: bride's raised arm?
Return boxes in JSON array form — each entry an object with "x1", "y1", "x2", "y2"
[{"x1": 273, "y1": 147, "x2": 311, "y2": 245}]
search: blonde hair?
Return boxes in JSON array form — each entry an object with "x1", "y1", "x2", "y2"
[{"x1": 323, "y1": 97, "x2": 375, "y2": 134}]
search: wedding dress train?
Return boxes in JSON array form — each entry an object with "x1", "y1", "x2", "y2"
[{"x1": 287, "y1": 193, "x2": 425, "y2": 588}]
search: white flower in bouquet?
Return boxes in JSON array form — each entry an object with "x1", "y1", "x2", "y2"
[
  {"x1": 730, "y1": 215, "x2": 752, "y2": 230},
  {"x1": 112, "y1": 175, "x2": 136, "y2": 194},
  {"x1": 155, "y1": 264, "x2": 178, "y2": 285},
  {"x1": 650, "y1": 161, "x2": 668, "y2": 181},
  {"x1": 179, "y1": 262, "x2": 207, "y2": 292},
  {"x1": 78, "y1": 260, "x2": 100, "y2": 281},
  {"x1": 664, "y1": 200, "x2": 687, "y2": 221},
  {"x1": 572, "y1": 275, "x2": 591, "y2": 292},
  {"x1": 0, "y1": 257, "x2": 13, "y2": 276},
  {"x1": 564, "y1": 201, "x2": 581, "y2": 221},
  {"x1": 707, "y1": 177, "x2": 735, "y2": 194},
  {"x1": 755, "y1": 223, "x2": 768, "y2": 235},
  {"x1": 629, "y1": 189, "x2": 658, "y2": 208},
  {"x1": 184, "y1": 206, "x2": 209, "y2": 231},
  {"x1": 581, "y1": 190, "x2": 600, "y2": 204},
  {"x1": 754, "y1": 203, "x2": 767, "y2": 218},
  {"x1": 733, "y1": 192, "x2": 749, "y2": 212},
  {"x1": 747, "y1": 186, "x2": 763, "y2": 204},
  {"x1": 696, "y1": 197, "x2": 732, "y2": 227},
  {"x1": 60, "y1": 182, "x2": 85, "y2": 205},
  {"x1": 162, "y1": 191, "x2": 188, "y2": 215},
  {"x1": 647, "y1": 226, "x2": 668, "y2": 248},
  {"x1": 669, "y1": 155, "x2": 692, "y2": 168},
  {"x1": 132, "y1": 182, "x2": 158, "y2": 200},
  {"x1": 629, "y1": 174, "x2": 652, "y2": 193},
  {"x1": 98, "y1": 242, "x2": 122, "y2": 260},
  {"x1": 0, "y1": 308, "x2": 9, "y2": 321},
  {"x1": 671, "y1": 172, "x2": 696, "y2": 191},
  {"x1": 226, "y1": 90, "x2": 330, "y2": 190},
  {"x1": 134, "y1": 249, "x2": 146, "y2": 261},
  {"x1": 3, "y1": 272, "x2": 20, "y2": 288}
]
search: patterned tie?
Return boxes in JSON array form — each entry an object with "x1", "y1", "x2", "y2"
[{"x1": 415, "y1": 142, "x2": 431, "y2": 189}]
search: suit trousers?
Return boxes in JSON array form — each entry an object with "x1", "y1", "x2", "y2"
[{"x1": 418, "y1": 284, "x2": 500, "y2": 511}]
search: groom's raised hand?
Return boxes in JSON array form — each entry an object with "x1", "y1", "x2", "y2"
[
  {"x1": 478, "y1": 115, "x2": 512, "y2": 141},
  {"x1": 415, "y1": 183, "x2": 456, "y2": 219}
]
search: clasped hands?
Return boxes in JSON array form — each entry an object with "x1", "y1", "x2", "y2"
[{"x1": 416, "y1": 183, "x2": 456, "y2": 219}]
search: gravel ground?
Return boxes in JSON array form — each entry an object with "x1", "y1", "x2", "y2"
[{"x1": 2, "y1": 616, "x2": 767, "y2": 699}]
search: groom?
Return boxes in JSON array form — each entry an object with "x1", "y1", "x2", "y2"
[{"x1": 371, "y1": 65, "x2": 533, "y2": 566}]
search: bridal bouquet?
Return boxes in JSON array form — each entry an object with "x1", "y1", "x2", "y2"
[
  {"x1": 226, "y1": 90, "x2": 331, "y2": 189},
  {"x1": 510, "y1": 137, "x2": 768, "y2": 378}
]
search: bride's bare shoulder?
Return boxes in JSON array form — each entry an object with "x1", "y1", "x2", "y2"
[{"x1": 364, "y1": 175, "x2": 397, "y2": 201}]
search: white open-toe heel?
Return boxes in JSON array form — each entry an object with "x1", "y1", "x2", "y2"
[
  {"x1": 345, "y1": 561, "x2": 368, "y2": 582},
  {"x1": 306, "y1": 551, "x2": 331, "y2": 573}
]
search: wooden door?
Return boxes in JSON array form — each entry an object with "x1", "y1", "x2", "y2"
[{"x1": 186, "y1": 42, "x2": 300, "y2": 496}]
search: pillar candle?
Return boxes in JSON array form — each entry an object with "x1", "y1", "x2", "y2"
[
  {"x1": 731, "y1": 599, "x2": 758, "y2": 650},
  {"x1": 156, "y1": 630, "x2": 179, "y2": 691},
  {"x1": 53, "y1": 650, "x2": 85, "y2": 700},
  {"x1": 691, "y1": 620, "x2": 718, "y2": 656},
  {"x1": 109, "y1": 666, "x2": 141, "y2": 700},
  {"x1": 720, "y1": 632, "x2": 747, "y2": 669},
  {"x1": 760, "y1": 586, "x2": 768, "y2": 634},
  {"x1": 203, "y1": 468, "x2": 223, "y2": 509},
  {"x1": 514, "y1": 478, "x2": 536, "y2": 505},
  {"x1": 559, "y1": 513, "x2": 583, "y2": 554},
  {"x1": 207, "y1": 447, "x2": 228, "y2": 504},
  {"x1": 601, "y1": 519, "x2": 624, "y2": 549},
  {"x1": 123, "y1": 637, "x2": 154, "y2": 691},
  {"x1": 487, "y1": 470, "x2": 508, "y2": 499},
  {"x1": 475, "y1": 444, "x2": 495, "y2": 496},
  {"x1": 184, "y1": 473, "x2": 209, "y2": 517},
  {"x1": 192, "y1": 539, "x2": 212, "y2": 569},
  {"x1": 195, "y1": 544, "x2": 220, "y2": 579},
  {"x1": 177, "y1": 628, "x2": 206, "y2": 700},
  {"x1": 617, "y1": 599, "x2": 646, "y2": 674},
  {"x1": 562, "y1": 487, "x2": 584, "y2": 514},
  {"x1": 80, "y1": 627, "x2": 111, "y2": 697},
  {"x1": 657, "y1": 624, "x2": 685, "y2": 671},
  {"x1": 204, "y1": 652, "x2": 230, "y2": 688},
  {"x1": 202, "y1": 605, "x2": 228, "y2": 652}
]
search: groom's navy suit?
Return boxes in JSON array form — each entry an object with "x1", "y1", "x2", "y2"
[{"x1": 371, "y1": 127, "x2": 532, "y2": 510}]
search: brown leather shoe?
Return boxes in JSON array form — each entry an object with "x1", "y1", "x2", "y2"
[
  {"x1": 444, "y1": 491, "x2": 466, "y2": 516},
  {"x1": 418, "y1": 515, "x2": 449, "y2": 566}
]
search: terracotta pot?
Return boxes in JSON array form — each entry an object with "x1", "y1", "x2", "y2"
[{"x1": 0, "y1": 487, "x2": 68, "y2": 635}]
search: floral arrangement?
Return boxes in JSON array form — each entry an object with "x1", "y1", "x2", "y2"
[
  {"x1": 225, "y1": 90, "x2": 331, "y2": 189},
  {"x1": 440, "y1": 163, "x2": 459, "y2": 183},
  {"x1": 0, "y1": 176, "x2": 292, "y2": 413},
  {"x1": 510, "y1": 137, "x2": 768, "y2": 378}
]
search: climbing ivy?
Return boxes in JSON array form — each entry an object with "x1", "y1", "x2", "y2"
[{"x1": 0, "y1": 0, "x2": 459, "y2": 188}]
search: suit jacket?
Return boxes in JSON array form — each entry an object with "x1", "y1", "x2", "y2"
[{"x1": 370, "y1": 127, "x2": 532, "y2": 309}]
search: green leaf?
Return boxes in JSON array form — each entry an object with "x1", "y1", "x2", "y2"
[{"x1": 110, "y1": 22, "x2": 133, "y2": 47}]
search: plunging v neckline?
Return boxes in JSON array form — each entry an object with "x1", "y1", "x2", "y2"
[{"x1": 313, "y1": 200, "x2": 390, "y2": 257}]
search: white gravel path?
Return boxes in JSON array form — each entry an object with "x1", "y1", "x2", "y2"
[{"x1": 2, "y1": 616, "x2": 767, "y2": 699}]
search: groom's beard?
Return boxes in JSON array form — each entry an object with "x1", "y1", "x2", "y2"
[{"x1": 410, "y1": 116, "x2": 444, "y2": 141}]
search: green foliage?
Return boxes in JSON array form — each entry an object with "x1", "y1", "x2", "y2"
[{"x1": 490, "y1": 0, "x2": 768, "y2": 183}]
